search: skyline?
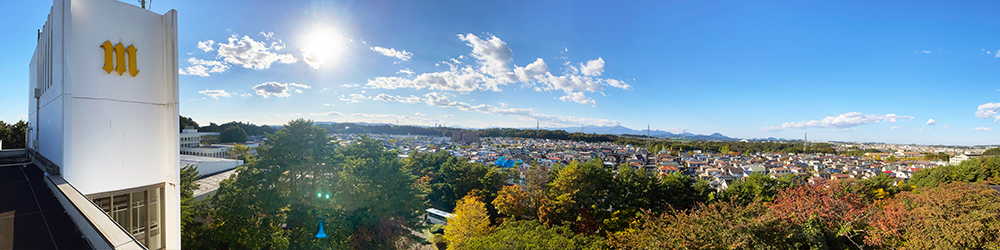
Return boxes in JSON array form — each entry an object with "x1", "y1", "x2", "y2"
[{"x1": 3, "y1": 0, "x2": 1000, "y2": 145}]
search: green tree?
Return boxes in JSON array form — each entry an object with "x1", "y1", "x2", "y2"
[
  {"x1": 910, "y1": 156, "x2": 1000, "y2": 188},
  {"x1": 225, "y1": 143, "x2": 254, "y2": 161},
  {"x1": 603, "y1": 166, "x2": 671, "y2": 233},
  {"x1": 984, "y1": 147, "x2": 1000, "y2": 155},
  {"x1": 445, "y1": 193, "x2": 493, "y2": 250},
  {"x1": 0, "y1": 120, "x2": 29, "y2": 149},
  {"x1": 659, "y1": 172, "x2": 711, "y2": 210},
  {"x1": 201, "y1": 122, "x2": 221, "y2": 132},
  {"x1": 219, "y1": 125, "x2": 248, "y2": 143},
  {"x1": 211, "y1": 119, "x2": 426, "y2": 250},
  {"x1": 180, "y1": 115, "x2": 199, "y2": 132},
  {"x1": 211, "y1": 165, "x2": 290, "y2": 249},
  {"x1": 539, "y1": 160, "x2": 613, "y2": 233},
  {"x1": 720, "y1": 172, "x2": 799, "y2": 205},
  {"x1": 180, "y1": 164, "x2": 216, "y2": 248},
  {"x1": 0, "y1": 121, "x2": 23, "y2": 149},
  {"x1": 464, "y1": 220, "x2": 605, "y2": 250},
  {"x1": 332, "y1": 137, "x2": 427, "y2": 249}
]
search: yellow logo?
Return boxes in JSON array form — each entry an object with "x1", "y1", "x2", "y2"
[{"x1": 100, "y1": 40, "x2": 139, "y2": 77}]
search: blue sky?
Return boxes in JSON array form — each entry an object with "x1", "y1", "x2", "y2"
[{"x1": 3, "y1": 0, "x2": 1000, "y2": 145}]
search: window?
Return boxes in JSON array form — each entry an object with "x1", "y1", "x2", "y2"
[{"x1": 90, "y1": 184, "x2": 165, "y2": 250}]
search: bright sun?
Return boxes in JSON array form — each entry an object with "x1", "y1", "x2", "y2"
[{"x1": 302, "y1": 28, "x2": 345, "y2": 69}]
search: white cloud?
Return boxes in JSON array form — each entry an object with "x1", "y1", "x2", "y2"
[
  {"x1": 217, "y1": 34, "x2": 297, "y2": 70},
  {"x1": 843, "y1": 128, "x2": 858, "y2": 131},
  {"x1": 438, "y1": 114, "x2": 454, "y2": 118},
  {"x1": 974, "y1": 127, "x2": 992, "y2": 131},
  {"x1": 414, "y1": 112, "x2": 426, "y2": 116},
  {"x1": 921, "y1": 50, "x2": 931, "y2": 54},
  {"x1": 890, "y1": 126, "x2": 903, "y2": 130},
  {"x1": 458, "y1": 33, "x2": 516, "y2": 85},
  {"x1": 198, "y1": 89, "x2": 231, "y2": 99},
  {"x1": 370, "y1": 46, "x2": 413, "y2": 61},
  {"x1": 926, "y1": 119, "x2": 936, "y2": 125},
  {"x1": 558, "y1": 92, "x2": 596, "y2": 106},
  {"x1": 179, "y1": 65, "x2": 209, "y2": 77},
  {"x1": 761, "y1": 112, "x2": 914, "y2": 131},
  {"x1": 374, "y1": 94, "x2": 398, "y2": 102},
  {"x1": 579, "y1": 58, "x2": 605, "y2": 76},
  {"x1": 943, "y1": 124, "x2": 951, "y2": 130},
  {"x1": 976, "y1": 102, "x2": 1000, "y2": 122},
  {"x1": 310, "y1": 111, "x2": 343, "y2": 116},
  {"x1": 373, "y1": 92, "x2": 619, "y2": 126},
  {"x1": 339, "y1": 93, "x2": 369, "y2": 103},
  {"x1": 397, "y1": 69, "x2": 415, "y2": 75},
  {"x1": 179, "y1": 57, "x2": 231, "y2": 77},
  {"x1": 197, "y1": 40, "x2": 215, "y2": 52},
  {"x1": 252, "y1": 82, "x2": 310, "y2": 98},
  {"x1": 364, "y1": 34, "x2": 630, "y2": 105}
]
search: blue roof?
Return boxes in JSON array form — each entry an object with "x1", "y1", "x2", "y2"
[{"x1": 495, "y1": 156, "x2": 522, "y2": 169}]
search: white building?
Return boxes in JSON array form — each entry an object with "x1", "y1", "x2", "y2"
[
  {"x1": 950, "y1": 154, "x2": 979, "y2": 165},
  {"x1": 27, "y1": 0, "x2": 179, "y2": 248},
  {"x1": 180, "y1": 127, "x2": 219, "y2": 148}
]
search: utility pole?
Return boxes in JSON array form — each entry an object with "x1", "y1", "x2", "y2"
[{"x1": 804, "y1": 132, "x2": 808, "y2": 153}]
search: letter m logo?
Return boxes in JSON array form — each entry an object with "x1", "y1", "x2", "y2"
[{"x1": 101, "y1": 40, "x2": 139, "y2": 77}]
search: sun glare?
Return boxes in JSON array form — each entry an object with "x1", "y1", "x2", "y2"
[{"x1": 302, "y1": 28, "x2": 345, "y2": 69}]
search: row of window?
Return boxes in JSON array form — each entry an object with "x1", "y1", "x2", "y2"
[{"x1": 90, "y1": 185, "x2": 165, "y2": 250}]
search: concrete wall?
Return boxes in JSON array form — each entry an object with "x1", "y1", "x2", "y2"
[{"x1": 28, "y1": 0, "x2": 180, "y2": 248}]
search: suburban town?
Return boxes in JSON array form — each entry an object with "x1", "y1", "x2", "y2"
[{"x1": 326, "y1": 131, "x2": 994, "y2": 192}]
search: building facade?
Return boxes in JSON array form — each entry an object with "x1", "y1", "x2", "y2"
[{"x1": 27, "y1": 0, "x2": 180, "y2": 248}]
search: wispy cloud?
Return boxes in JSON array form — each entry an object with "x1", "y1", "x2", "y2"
[
  {"x1": 252, "y1": 82, "x2": 310, "y2": 98},
  {"x1": 974, "y1": 127, "x2": 992, "y2": 131},
  {"x1": 310, "y1": 111, "x2": 344, "y2": 116},
  {"x1": 198, "y1": 89, "x2": 231, "y2": 99},
  {"x1": 890, "y1": 126, "x2": 903, "y2": 130},
  {"x1": 179, "y1": 57, "x2": 230, "y2": 77},
  {"x1": 396, "y1": 69, "x2": 415, "y2": 75},
  {"x1": 762, "y1": 112, "x2": 913, "y2": 131},
  {"x1": 339, "y1": 93, "x2": 369, "y2": 103},
  {"x1": 370, "y1": 46, "x2": 413, "y2": 61}
]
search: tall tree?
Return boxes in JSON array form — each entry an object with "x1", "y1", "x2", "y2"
[
  {"x1": 445, "y1": 193, "x2": 493, "y2": 250},
  {"x1": 218, "y1": 125, "x2": 248, "y2": 143},
  {"x1": 538, "y1": 160, "x2": 614, "y2": 233},
  {"x1": 0, "y1": 120, "x2": 28, "y2": 149},
  {"x1": 180, "y1": 164, "x2": 215, "y2": 249}
]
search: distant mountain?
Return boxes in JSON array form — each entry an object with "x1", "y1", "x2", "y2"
[{"x1": 539, "y1": 125, "x2": 737, "y2": 141}]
